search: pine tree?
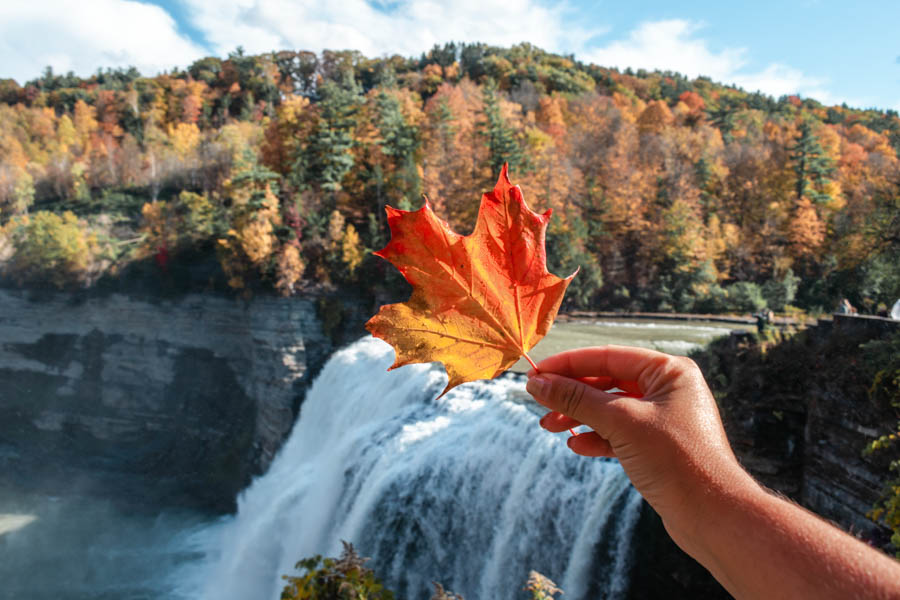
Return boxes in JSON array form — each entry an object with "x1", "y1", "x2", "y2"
[
  {"x1": 376, "y1": 91, "x2": 422, "y2": 207},
  {"x1": 790, "y1": 120, "x2": 836, "y2": 204},
  {"x1": 481, "y1": 80, "x2": 525, "y2": 176},
  {"x1": 293, "y1": 70, "x2": 361, "y2": 193}
]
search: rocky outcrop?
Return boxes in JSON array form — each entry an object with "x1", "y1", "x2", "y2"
[
  {"x1": 0, "y1": 289, "x2": 335, "y2": 511},
  {"x1": 719, "y1": 315, "x2": 899, "y2": 540}
]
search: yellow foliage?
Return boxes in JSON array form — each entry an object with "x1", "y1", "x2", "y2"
[
  {"x1": 0, "y1": 164, "x2": 35, "y2": 216},
  {"x1": 279, "y1": 94, "x2": 310, "y2": 126},
  {"x1": 2, "y1": 210, "x2": 96, "y2": 288},
  {"x1": 140, "y1": 201, "x2": 175, "y2": 254},
  {"x1": 168, "y1": 122, "x2": 201, "y2": 160},
  {"x1": 341, "y1": 223, "x2": 364, "y2": 276},
  {"x1": 239, "y1": 217, "x2": 275, "y2": 264},
  {"x1": 275, "y1": 244, "x2": 305, "y2": 295},
  {"x1": 217, "y1": 183, "x2": 286, "y2": 290},
  {"x1": 327, "y1": 209, "x2": 346, "y2": 250}
]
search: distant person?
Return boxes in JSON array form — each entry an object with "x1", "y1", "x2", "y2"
[
  {"x1": 837, "y1": 298, "x2": 857, "y2": 315},
  {"x1": 754, "y1": 309, "x2": 772, "y2": 335},
  {"x1": 526, "y1": 345, "x2": 900, "y2": 599}
]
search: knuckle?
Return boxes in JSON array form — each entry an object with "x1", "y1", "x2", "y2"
[{"x1": 554, "y1": 379, "x2": 586, "y2": 418}]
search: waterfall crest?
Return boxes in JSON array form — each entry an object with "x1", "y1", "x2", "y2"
[{"x1": 197, "y1": 337, "x2": 642, "y2": 599}]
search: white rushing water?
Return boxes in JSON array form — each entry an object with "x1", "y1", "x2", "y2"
[{"x1": 185, "y1": 336, "x2": 642, "y2": 600}]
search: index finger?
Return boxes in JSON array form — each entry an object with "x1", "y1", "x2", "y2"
[{"x1": 533, "y1": 345, "x2": 669, "y2": 387}]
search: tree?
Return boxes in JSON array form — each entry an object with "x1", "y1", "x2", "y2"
[
  {"x1": 375, "y1": 90, "x2": 422, "y2": 208},
  {"x1": 280, "y1": 542, "x2": 394, "y2": 600},
  {"x1": 294, "y1": 70, "x2": 361, "y2": 194},
  {"x1": 481, "y1": 80, "x2": 525, "y2": 177},
  {"x1": 2, "y1": 210, "x2": 96, "y2": 288},
  {"x1": 790, "y1": 120, "x2": 836, "y2": 204}
]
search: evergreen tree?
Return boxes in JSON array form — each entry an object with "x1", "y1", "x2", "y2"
[
  {"x1": 481, "y1": 80, "x2": 525, "y2": 177},
  {"x1": 376, "y1": 91, "x2": 422, "y2": 207},
  {"x1": 790, "y1": 120, "x2": 836, "y2": 204},
  {"x1": 293, "y1": 70, "x2": 361, "y2": 193}
]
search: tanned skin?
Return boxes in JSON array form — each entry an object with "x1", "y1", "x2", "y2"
[{"x1": 526, "y1": 346, "x2": 900, "y2": 600}]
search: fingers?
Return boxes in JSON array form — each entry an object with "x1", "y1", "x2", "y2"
[
  {"x1": 539, "y1": 411, "x2": 581, "y2": 433},
  {"x1": 526, "y1": 373, "x2": 644, "y2": 398},
  {"x1": 532, "y1": 345, "x2": 670, "y2": 390},
  {"x1": 576, "y1": 376, "x2": 643, "y2": 397},
  {"x1": 567, "y1": 432, "x2": 614, "y2": 457},
  {"x1": 526, "y1": 372, "x2": 646, "y2": 441}
]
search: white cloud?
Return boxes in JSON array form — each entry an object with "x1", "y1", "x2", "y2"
[
  {"x1": 0, "y1": 0, "x2": 206, "y2": 84},
  {"x1": 585, "y1": 20, "x2": 745, "y2": 82},
  {"x1": 0, "y1": 4, "x2": 865, "y2": 109},
  {"x1": 583, "y1": 19, "x2": 844, "y2": 105},
  {"x1": 180, "y1": 0, "x2": 600, "y2": 60}
]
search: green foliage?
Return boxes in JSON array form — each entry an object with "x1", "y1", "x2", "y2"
[
  {"x1": 294, "y1": 71, "x2": 361, "y2": 193},
  {"x1": 546, "y1": 213, "x2": 602, "y2": 309},
  {"x1": 761, "y1": 269, "x2": 800, "y2": 312},
  {"x1": 281, "y1": 542, "x2": 394, "y2": 600},
  {"x1": 2, "y1": 210, "x2": 95, "y2": 288},
  {"x1": 376, "y1": 91, "x2": 422, "y2": 206},
  {"x1": 1, "y1": 44, "x2": 898, "y2": 307},
  {"x1": 861, "y1": 333, "x2": 900, "y2": 556},
  {"x1": 790, "y1": 120, "x2": 836, "y2": 204},
  {"x1": 281, "y1": 543, "x2": 565, "y2": 600},
  {"x1": 482, "y1": 80, "x2": 525, "y2": 177},
  {"x1": 724, "y1": 281, "x2": 768, "y2": 313}
]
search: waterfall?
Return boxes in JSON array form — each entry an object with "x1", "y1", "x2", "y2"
[{"x1": 194, "y1": 337, "x2": 642, "y2": 600}]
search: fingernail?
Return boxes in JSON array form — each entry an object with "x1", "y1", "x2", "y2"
[{"x1": 526, "y1": 375, "x2": 550, "y2": 397}]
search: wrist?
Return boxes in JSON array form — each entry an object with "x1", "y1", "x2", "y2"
[{"x1": 660, "y1": 463, "x2": 764, "y2": 564}]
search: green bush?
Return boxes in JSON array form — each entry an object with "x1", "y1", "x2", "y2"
[
  {"x1": 1, "y1": 210, "x2": 96, "y2": 288},
  {"x1": 694, "y1": 282, "x2": 729, "y2": 313},
  {"x1": 281, "y1": 542, "x2": 394, "y2": 600},
  {"x1": 725, "y1": 281, "x2": 767, "y2": 313},
  {"x1": 761, "y1": 269, "x2": 800, "y2": 312},
  {"x1": 861, "y1": 333, "x2": 900, "y2": 556}
]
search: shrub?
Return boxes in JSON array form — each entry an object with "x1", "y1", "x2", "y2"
[
  {"x1": 761, "y1": 269, "x2": 800, "y2": 312},
  {"x1": 861, "y1": 333, "x2": 900, "y2": 556},
  {"x1": 280, "y1": 541, "x2": 394, "y2": 600},
  {"x1": 1, "y1": 210, "x2": 96, "y2": 288},
  {"x1": 725, "y1": 281, "x2": 767, "y2": 313}
]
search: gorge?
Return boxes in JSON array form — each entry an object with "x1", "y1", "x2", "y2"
[{"x1": 0, "y1": 288, "x2": 897, "y2": 598}]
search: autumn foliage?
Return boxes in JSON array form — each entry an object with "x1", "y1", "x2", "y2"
[
  {"x1": 366, "y1": 165, "x2": 574, "y2": 394},
  {"x1": 0, "y1": 43, "x2": 896, "y2": 312}
]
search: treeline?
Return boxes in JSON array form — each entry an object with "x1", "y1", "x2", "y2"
[{"x1": 0, "y1": 43, "x2": 898, "y2": 312}]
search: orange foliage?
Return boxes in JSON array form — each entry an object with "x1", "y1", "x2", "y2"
[{"x1": 367, "y1": 166, "x2": 574, "y2": 395}]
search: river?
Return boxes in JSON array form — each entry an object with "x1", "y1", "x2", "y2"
[{"x1": 0, "y1": 318, "x2": 746, "y2": 600}]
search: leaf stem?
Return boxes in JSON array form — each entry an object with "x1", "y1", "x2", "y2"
[{"x1": 524, "y1": 351, "x2": 575, "y2": 437}]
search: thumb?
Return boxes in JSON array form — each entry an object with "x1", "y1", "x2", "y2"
[{"x1": 526, "y1": 373, "x2": 644, "y2": 441}]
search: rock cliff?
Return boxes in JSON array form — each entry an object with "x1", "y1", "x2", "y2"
[{"x1": 0, "y1": 288, "x2": 335, "y2": 511}]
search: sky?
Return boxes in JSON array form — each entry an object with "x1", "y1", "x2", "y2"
[{"x1": 1, "y1": 0, "x2": 898, "y2": 112}]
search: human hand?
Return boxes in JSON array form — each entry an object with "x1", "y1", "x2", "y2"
[{"x1": 526, "y1": 345, "x2": 758, "y2": 546}]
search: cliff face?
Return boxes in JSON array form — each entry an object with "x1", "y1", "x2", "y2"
[
  {"x1": 0, "y1": 289, "x2": 334, "y2": 512},
  {"x1": 716, "y1": 316, "x2": 899, "y2": 540}
]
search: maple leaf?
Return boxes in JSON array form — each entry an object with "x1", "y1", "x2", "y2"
[{"x1": 366, "y1": 164, "x2": 576, "y2": 395}]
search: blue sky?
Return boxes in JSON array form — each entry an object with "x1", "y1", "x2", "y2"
[{"x1": 1, "y1": 0, "x2": 898, "y2": 111}]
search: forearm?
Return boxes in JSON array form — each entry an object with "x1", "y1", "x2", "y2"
[{"x1": 668, "y1": 480, "x2": 900, "y2": 600}]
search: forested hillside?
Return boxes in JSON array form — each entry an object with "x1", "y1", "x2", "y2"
[{"x1": 1, "y1": 43, "x2": 897, "y2": 313}]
